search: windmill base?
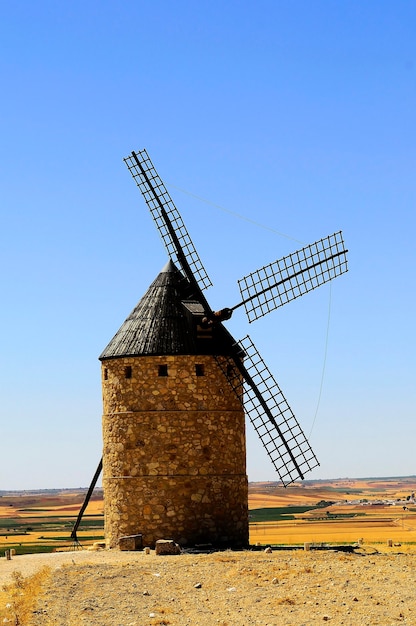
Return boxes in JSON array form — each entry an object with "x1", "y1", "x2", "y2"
[{"x1": 103, "y1": 474, "x2": 249, "y2": 549}]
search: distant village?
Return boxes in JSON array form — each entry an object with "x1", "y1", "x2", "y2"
[{"x1": 339, "y1": 493, "x2": 416, "y2": 509}]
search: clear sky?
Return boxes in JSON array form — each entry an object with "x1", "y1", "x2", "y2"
[{"x1": 1, "y1": 1, "x2": 415, "y2": 490}]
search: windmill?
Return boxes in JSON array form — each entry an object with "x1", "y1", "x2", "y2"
[{"x1": 71, "y1": 149, "x2": 347, "y2": 549}]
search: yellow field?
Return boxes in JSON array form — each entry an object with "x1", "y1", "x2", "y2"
[
  {"x1": 248, "y1": 478, "x2": 416, "y2": 548},
  {"x1": 250, "y1": 513, "x2": 416, "y2": 545},
  {"x1": 2, "y1": 477, "x2": 416, "y2": 553},
  {"x1": 0, "y1": 530, "x2": 100, "y2": 545},
  {"x1": 0, "y1": 492, "x2": 104, "y2": 552},
  {"x1": 248, "y1": 477, "x2": 416, "y2": 508}
]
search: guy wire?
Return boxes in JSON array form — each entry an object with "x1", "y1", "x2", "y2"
[
  {"x1": 308, "y1": 282, "x2": 332, "y2": 439},
  {"x1": 168, "y1": 181, "x2": 305, "y2": 245}
]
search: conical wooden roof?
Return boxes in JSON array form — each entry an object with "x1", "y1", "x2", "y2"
[{"x1": 99, "y1": 260, "x2": 238, "y2": 360}]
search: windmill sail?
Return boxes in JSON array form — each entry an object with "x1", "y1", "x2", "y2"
[
  {"x1": 216, "y1": 336, "x2": 319, "y2": 486},
  {"x1": 124, "y1": 149, "x2": 212, "y2": 292},
  {"x1": 237, "y1": 231, "x2": 348, "y2": 322},
  {"x1": 123, "y1": 148, "x2": 346, "y2": 486}
]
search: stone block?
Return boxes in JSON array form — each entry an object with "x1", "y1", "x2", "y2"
[
  {"x1": 155, "y1": 539, "x2": 181, "y2": 555},
  {"x1": 118, "y1": 534, "x2": 143, "y2": 551}
]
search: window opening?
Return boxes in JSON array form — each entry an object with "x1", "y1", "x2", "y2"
[
  {"x1": 104, "y1": 368, "x2": 108, "y2": 380},
  {"x1": 125, "y1": 366, "x2": 132, "y2": 379},
  {"x1": 158, "y1": 364, "x2": 168, "y2": 377},
  {"x1": 195, "y1": 364, "x2": 205, "y2": 376}
]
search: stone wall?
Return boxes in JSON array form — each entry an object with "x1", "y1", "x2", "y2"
[{"x1": 101, "y1": 355, "x2": 249, "y2": 548}]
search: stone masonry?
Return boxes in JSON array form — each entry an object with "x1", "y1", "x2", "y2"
[{"x1": 101, "y1": 354, "x2": 249, "y2": 548}]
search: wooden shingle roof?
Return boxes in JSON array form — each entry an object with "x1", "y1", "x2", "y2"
[{"x1": 99, "y1": 260, "x2": 237, "y2": 360}]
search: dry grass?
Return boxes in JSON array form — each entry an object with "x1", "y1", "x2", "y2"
[
  {"x1": 18, "y1": 548, "x2": 416, "y2": 625},
  {"x1": 1, "y1": 567, "x2": 50, "y2": 625}
]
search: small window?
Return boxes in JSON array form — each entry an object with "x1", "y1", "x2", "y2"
[
  {"x1": 125, "y1": 366, "x2": 132, "y2": 379},
  {"x1": 158, "y1": 364, "x2": 168, "y2": 377},
  {"x1": 195, "y1": 364, "x2": 205, "y2": 377},
  {"x1": 104, "y1": 368, "x2": 108, "y2": 380}
]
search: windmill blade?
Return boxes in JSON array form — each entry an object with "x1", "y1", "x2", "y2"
[
  {"x1": 124, "y1": 149, "x2": 213, "y2": 292},
  {"x1": 215, "y1": 336, "x2": 319, "y2": 486},
  {"x1": 237, "y1": 231, "x2": 348, "y2": 322}
]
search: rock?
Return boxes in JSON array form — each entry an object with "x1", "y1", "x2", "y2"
[
  {"x1": 194, "y1": 582, "x2": 202, "y2": 588},
  {"x1": 155, "y1": 539, "x2": 181, "y2": 555},
  {"x1": 119, "y1": 534, "x2": 143, "y2": 551},
  {"x1": 264, "y1": 546, "x2": 272, "y2": 554}
]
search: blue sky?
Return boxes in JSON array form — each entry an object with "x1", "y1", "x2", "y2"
[{"x1": 1, "y1": 1, "x2": 415, "y2": 489}]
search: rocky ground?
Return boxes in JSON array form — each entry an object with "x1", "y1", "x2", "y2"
[{"x1": 2, "y1": 547, "x2": 416, "y2": 625}]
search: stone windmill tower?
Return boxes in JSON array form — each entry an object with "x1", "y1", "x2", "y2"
[
  {"x1": 99, "y1": 260, "x2": 249, "y2": 548},
  {"x1": 71, "y1": 149, "x2": 348, "y2": 549}
]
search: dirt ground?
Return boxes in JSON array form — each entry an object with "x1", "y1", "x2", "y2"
[{"x1": 2, "y1": 547, "x2": 416, "y2": 625}]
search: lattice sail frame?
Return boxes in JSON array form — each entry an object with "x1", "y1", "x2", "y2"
[
  {"x1": 238, "y1": 231, "x2": 347, "y2": 322},
  {"x1": 124, "y1": 149, "x2": 212, "y2": 291},
  {"x1": 215, "y1": 336, "x2": 319, "y2": 486}
]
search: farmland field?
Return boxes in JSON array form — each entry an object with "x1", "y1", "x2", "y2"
[
  {"x1": 1, "y1": 476, "x2": 416, "y2": 554},
  {"x1": 248, "y1": 477, "x2": 416, "y2": 549},
  {"x1": 0, "y1": 491, "x2": 104, "y2": 554}
]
